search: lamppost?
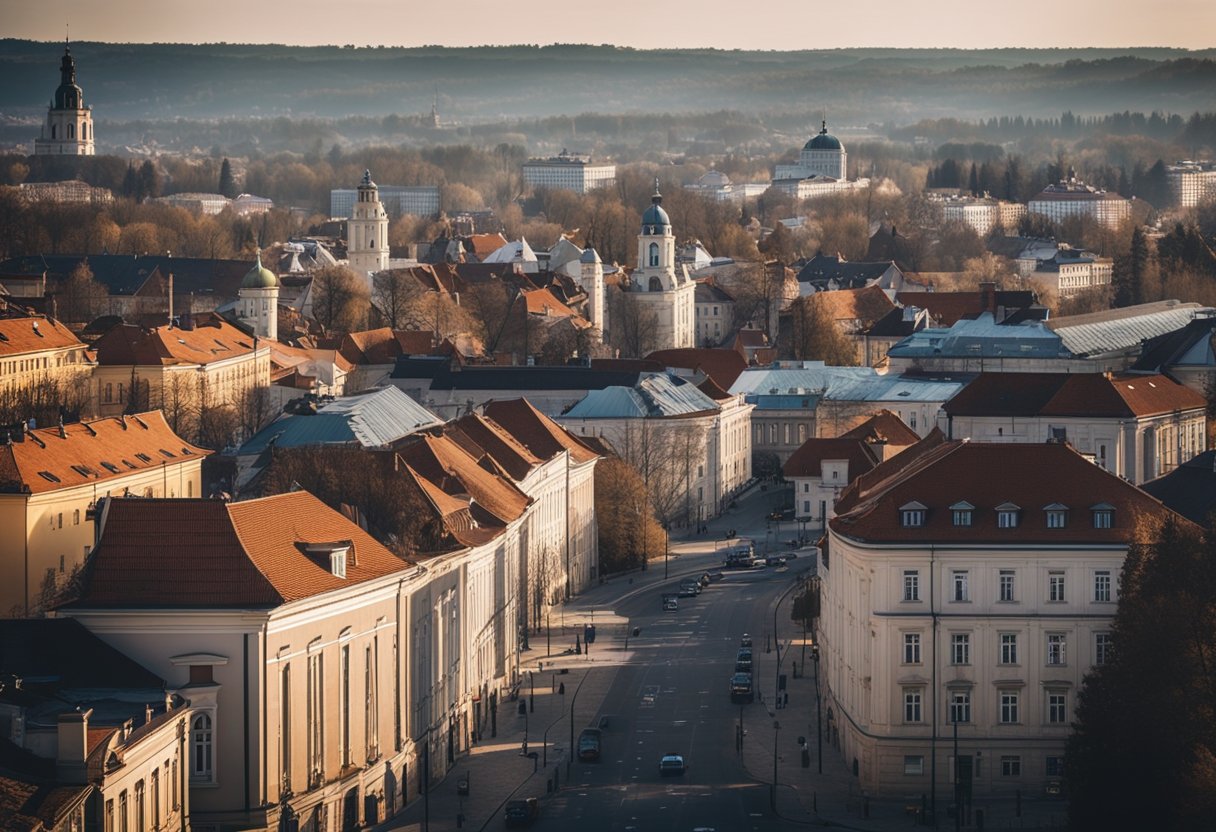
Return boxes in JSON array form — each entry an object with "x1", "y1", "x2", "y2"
[
  {"x1": 663, "y1": 524, "x2": 670, "y2": 580},
  {"x1": 771, "y1": 718, "x2": 781, "y2": 810},
  {"x1": 529, "y1": 671, "x2": 535, "y2": 713},
  {"x1": 567, "y1": 671, "x2": 587, "y2": 776}
]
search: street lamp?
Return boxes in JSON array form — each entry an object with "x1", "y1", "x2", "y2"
[
  {"x1": 771, "y1": 718, "x2": 781, "y2": 810},
  {"x1": 567, "y1": 671, "x2": 587, "y2": 776},
  {"x1": 663, "y1": 524, "x2": 670, "y2": 580}
]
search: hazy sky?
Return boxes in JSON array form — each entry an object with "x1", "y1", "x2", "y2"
[{"x1": 6, "y1": 0, "x2": 1215, "y2": 50}]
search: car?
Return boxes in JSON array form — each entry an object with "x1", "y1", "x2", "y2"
[
  {"x1": 751, "y1": 558, "x2": 768, "y2": 568},
  {"x1": 677, "y1": 583, "x2": 698, "y2": 598},
  {"x1": 659, "y1": 753, "x2": 687, "y2": 776},
  {"x1": 662, "y1": 594, "x2": 678, "y2": 612},
  {"x1": 706, "y1": 570, "x2": 725, "y2": 583},
  {"x1": 765, "y1": 555, "x2": 787, "y2": 567},
  {"x1": 504, "y1": 797, "x2": 539, "y2": 826},
  {"x1": 578, "y1": 727, "x2": 602, "y2": 761},
  {"x1": 740, "y1": 633, "x2": 752, "y2": 648},
  {"x1": 730, "y1": 672, "x2": 754, "y2": 702},
  {"x1": 767, "y1": 510, "x2": 783, "y2": 521},
  {"x1": 735, "y1": 651, "x2": 753, "y2": 673}
]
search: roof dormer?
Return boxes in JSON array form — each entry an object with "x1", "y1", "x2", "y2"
[
  {"x1": 949, "y1": 501, "x2": 974, "y2": 527},
  {"x1": 303, "y1": 540, "x2": 355, "y2": 578},
  {"x1": 996, "y1": 502, "x2": 1021, "y2": 529},
  {"x1": 900, "y1": 501, "x2": 927, "y2": 528}
]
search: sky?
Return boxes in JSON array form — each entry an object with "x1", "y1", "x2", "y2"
[{"x1": 4, "y1": 0, "x2": 1215, "y2": 50}]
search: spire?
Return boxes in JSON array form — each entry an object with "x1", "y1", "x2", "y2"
[
  {"x1": 361, "y1": 168, "x2": 372, "y2": 187},
  {"x1": 652, "y1": 177, "x2": 662, "y2": 204}
]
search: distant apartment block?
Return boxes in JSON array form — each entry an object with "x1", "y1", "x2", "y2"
[
  {"x1": 17, "y1": 179, "x2": 113, "y2": 205},
  {"x1": 686, "y1": 171, "x2": 768, "y2": 203},
  {"x1": 330, "y1": 185, "x2": 441, "y2": 218},
  {"x1": 1028, "y1": 177, "x2": 1131, "y2": 229},
  {"x1": 1167, "y1": 161, "x2": 1216, "y2": 208},
  {"x1": 522, "y1": 150, "x2": 616, "y2": 194},
  {"x1": 939, "y1": 195, "x2": 1026, "y2": 236}
]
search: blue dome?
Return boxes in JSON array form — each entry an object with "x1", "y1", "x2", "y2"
[
  {"x1": 804, "y1": 120, "x2": 843, "y2": 152},
  {"x1": 641, "y1": 180, "x2": 670, "y2": 233}
]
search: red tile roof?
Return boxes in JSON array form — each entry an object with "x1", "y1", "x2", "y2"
[
  {"x1": 944, "y1": 373, "x2": 1205, "y2": 419},
  {"x1": 782, "y1": 437, "x2": 879, "y2": 480},
  {"x1": 0, "y1": 411, "x2": 210, "y2": 495},
  {"x1": 93, "y1": 315, "x2": 258, "y2": 367},
  {"x1": 396, "y1": 432, "x2": 531, "y2": 527},
  {"x1": 482, "y1": 399, "x2": 599, "y2": 464},
  {"x1": 697, "y1": 377, "x2": 733, "y2": 401},
  {"x1": 811, "y1": 285, "x2": 897, "y2": 326},
  {"x1": 830, "y1": 439, "x2": 1188, "y2": 544},
  {"x1": 0, "y1": 313, "x2": 85, "y2": 358},
  {"x1": 841, "y1": 409, "x2": 922, "y2": 446},
  {"x1": 468, "y1": 233, "x2": 509, "y2": 259},
  {"x1": 519, "y1": 288, "x2": 590, "y2": 328},
  {"x1": 644, "y1": 348, "x2": 748, "y2": 390},
  {"x1": 70, "y1": 491, "x2": 412, "y2": 609},
  {"x1": 448, "y1": 413, "x2": 542, "y2": 482}
]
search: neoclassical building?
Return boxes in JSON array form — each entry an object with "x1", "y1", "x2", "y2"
[
  {"x1": 35, "y1": 45, "x2": 95, "y2": 156},
  {"x1": 775, "y1": 119, "x2": 847, "y2": 181},
  {"x1": 625, "y1": 184, "x2": 696, "y2": 351},
  {"x1": 819, "y1": 435, "x2": 1186, "y2": 799},
  {"x1": 348, "y1": 170, "x2": 390, "y2": 281}
]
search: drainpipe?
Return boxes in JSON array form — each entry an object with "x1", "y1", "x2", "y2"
[{"x1": 929, "y1": 545, "x2": 938, "y2": 822}]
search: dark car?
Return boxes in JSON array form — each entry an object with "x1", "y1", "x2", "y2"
[
  {"x1": 678, "y1": 581, "x2": 699, "y2": 598},
  {"x1": 578, "y1": 727, "x2": 602, "y2": 761},
  {"x1": 730, "y1": 672, "x2": 754, "y2": 702},
  {"x1": 736, "y1": 649, "x2": 753, "y2": 673},
  {"x1": 504, "y1": 797, "x2": 539, "y2": 826},
  {"x1": 659, "y1": 753, "x2": 687, "y2": 776},
  {"x1": 706, "y1": 570, "x2": 725, "y2": 583},
  {"x1": 740, "y1": 633, "x2": 752, "y2": 648}
]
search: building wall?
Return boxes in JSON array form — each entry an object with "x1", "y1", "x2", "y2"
[
  {"x1": 0, "y1": 345, "x2": 93, "y2": 404},
  {"x1": 1027, "y1": 196, "x2": 1131, "y2": 229},
  {"x1": 92, "y1": 714, "x2": 191, "y2": 832},
  {"x1": 0, "y1": 460, "x2": 203, "y2": 615},
  {"x1": 521, "y1": 163, "x2": 616, "y2": 194},
  {"x1": 695, "y1": 300, "x2": 733, "y2": 347},
  {"x1": 820, "y1": 531, "x2": 1124, "y2": 797},
  {"x1": 35, "y1": 106, "x2": 95, "y2": 156}
]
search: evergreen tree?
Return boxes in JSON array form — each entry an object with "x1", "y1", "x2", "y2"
[
  {"x1": 968, "y1": 162, "x2": 979, "y2": 196},
  {"x1": 136, "y1": 161, "x2": 160, "y2": 202},
  {"x1": 121, "y1": 162, "x2": 138, "y2": 199},
  {"x1": 1112, "y1": 225, "x2": 1151, "y2": 307},
  {"x1": 218, "y1": 157, "x2": 238, "y2": 198},
  {"x1": 1066, "y1": 518, "x2": 1216, "y2": 831}
]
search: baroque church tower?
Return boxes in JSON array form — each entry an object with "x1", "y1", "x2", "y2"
[
  {"x1": 237, "y1": 251, "x2": 279, "y2": 341},
  {"x1": 35, "y1": 43, "x2": 95, "y2": 156},
  {"x1": 347, "y1": 169, "x2": 390, "y2": 281},
  {"x1": 628, "y1": 181, "x2": 695, "y2": 350}
]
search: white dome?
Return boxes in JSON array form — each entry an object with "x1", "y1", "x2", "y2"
[{"x1": 697, "y1": 170, "x2": 732, "y2": 188}]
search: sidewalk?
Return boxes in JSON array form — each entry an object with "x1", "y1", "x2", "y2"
[
  {"x1": 738, "y1": 586, "x2": 1070, "y2": 831},
  {"x1": 380, "y1": 647, "x2": 624, "y2": 832}
]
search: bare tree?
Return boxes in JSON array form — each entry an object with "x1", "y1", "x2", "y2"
[
  {"x1": 55, "y1": 261, "x2": 109, "y2": 324},
  {"x1": 606, "y1": 290, "x2": 661, "y2": 359},
  {"x1": 789, "y1": 295, "x2": 860, "y2": 366},
  {"x1": 310, "y1": 265, "x2": 371, "y2": 333}
]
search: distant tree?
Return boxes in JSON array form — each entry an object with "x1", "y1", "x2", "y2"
[
  {"x1": 594, "y1": 456, "x2": 666, "y2": 574},
  {"x1": 1112, "y1": 226, "x2": 1153, "y2": 307},
  {"x1": 606, "y1": 290, "x2": 661, "y2": 359},
  {"x1": 218, "y1": 158, "x2": 238, "y2": 199},
  {"x1": 55, "y1": 261, "x2": 109, "y2": 323},
  {"x1": 1066, "y1": 517, "x2": 1216, "y2": 831},
  {"x1": 1131, "y1": 159, "x2": 1172, "y2": 209},
  {"x1": 310, "y1": 266, "x2": 370, "y2": 333},
  {"x1": 789, "y1": 295, "x2": 859, "y2": 366},
  {"x1": 137, "y1": 160, "x2": 161, "y2": 202},
  {"x1": 757, "y1": 221, "x2": 796, "y2": 264}
]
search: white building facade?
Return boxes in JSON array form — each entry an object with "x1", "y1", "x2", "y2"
[
  {"x1": 35, "y1": 46, "x2": 95, "y2": 156},
  {"x1": 626, "y1": 185, "x2": 696, "y2": 351},
  {"x1": 522, "y1": 151, "x2": 616, "y2": 194},
  {"x1": 1028, "y1": 179, "x2": 1131, "y2": 229},
  {"x1": 347, "y1": 170, "x2": 391, "y2": 280},
  {"x1": 1167, "y1": 161, "x2": 1216, "y2": 208}
]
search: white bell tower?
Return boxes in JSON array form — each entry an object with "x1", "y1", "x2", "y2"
[{"x1": 347, "y1": 169, "x2": 390, "y2": 281}]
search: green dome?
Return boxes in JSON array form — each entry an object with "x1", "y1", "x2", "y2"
[
  {"x1": 242, "y1": 252, "x2": 278, "y2": 289},
  {"x1": 804, "y1": 120, "x2": 843, "y2": 152}
]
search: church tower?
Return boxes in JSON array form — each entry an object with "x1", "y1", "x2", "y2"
[
  {"x1": 628, "y1": 182, "x2": 695, "y2": 350},
  {"x1": 238, "y1": 251, "x2": 279, "y2": 341},
  {"x1": 347, "y1": 169, "x2": 390, "y2": 280},
  {"x1": 579, "y1": 247, "x2": 605, "y2": 335},
  {"x1": 35, "y1": 44, "x2": 95, "y2": 156}
]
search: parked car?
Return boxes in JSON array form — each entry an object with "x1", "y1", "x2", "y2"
[
  {"x1": 662, "y1": 593, "x2": 678, "y2": 611},
  {"x1": 578, "y1": 727, "x2": 602, "y2": 761},
  {"x1": 765, "y1": 555, "x2": 787, "y2": 567},
  {"x1": 706, "y1": 570, "x2": 725, "y2": 583},
  {"x1": 740, "y1": 633, "x2": 752, "y2": 648},
  {"x1": 678, "y1": 582, "x2": 698, "y2": 598},
  {"x1": 735, "y1": 649, "x2": 753, "y2": 673},
  {"x1": 730, "y1": 672, "x2": 754, "y2": 702},
  {"x1": 504, "y1": 797, "x2": 539, "y2": 826},
  {"x1": 659, "y1": 753, "x2": 687, "y2": 776}
]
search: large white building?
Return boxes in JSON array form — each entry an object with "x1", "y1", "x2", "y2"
[
  {"x1": 939, "y1": 195, "x2": 1026, "y2": 236},
  {"x1": 1028, "y1": 178, "x2": 1131, "y2": 229},
  {"x1": 522, "y1": 150, "x2": 616, "y2": 194},
  {"x1": 34, "y1": 45, "x2": 95, "y2": 156},
  {"x1": 330, "y1": 186, "x2": 440, "y2": 218},
  {"x1": 347, "y1": 169, "x2": 391, "y2": 280},
  {"x1": 624, "y1": 185, "x2": 697, "y2": 351},
  {"x1": 1028, "y1": 246, "x2": 1113, "y2": 297},
  {"x1": 819, "y1": 436, "x2": 1187, "y2": 798},
  {"x1": 772, "y1": 120, "x2": 870, "y2": 200},
  {"x1": 1166, "y1": 161, "x2": 1216, "y2": 208}
]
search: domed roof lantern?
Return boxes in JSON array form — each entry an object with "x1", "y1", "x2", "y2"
[
  {"x1": 640, "y1": 177, "x2": 671, "y2": 234},
  {"x1": 360, "y1": 168, "x2": 375, "y2": 188},
  {"x1": 241, "y1": 250, "x2": 279, "y2": 289},
  {"x1": 54, "y1": 44, "x2": 84, "y2": 110}
]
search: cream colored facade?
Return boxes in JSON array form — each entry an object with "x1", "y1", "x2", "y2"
[
  {"x1": 629, "y1": 190, "x2": 696, "y2": 351},
  {"x1": 347, "y1": 170, "x2": 390, "y2": 281},
  {"x1": 86, "y1": 710, "x2": 192, "y2": 832},
  {"x1": 820, "y1": 532, "x2": 1125, "y2": 797},
  {"x1": 0, "y1": 312, "x2": 94, "y2": 410}
]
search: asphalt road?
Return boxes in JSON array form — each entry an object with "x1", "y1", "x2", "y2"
[{"x1": 531, "y1": 557, "x2": 816, "y2": 832}]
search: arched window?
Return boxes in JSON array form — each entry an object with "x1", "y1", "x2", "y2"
[
  {"x1": 51, "y1": 125, "x2": 57, "y2": 139},
  {"x1": 191, "y1": 714, "x2": 213, "y2": 780},
  {"x1": 648, "y1": 276, "x2": 662, "y2": 292},
  {"x1": 648, "y1": 242, "x2": 659, "y2": 267}
]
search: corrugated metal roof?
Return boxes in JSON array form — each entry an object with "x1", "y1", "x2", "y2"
[
  {"x1": 729, "y1": 363, "x2": 875, "y2": 397},
  {"x1": 563, "y1": 373, "x2": 718, "y2": 419},
  {"x1": 1050, "y1": 305, "x2": 1205, "y2": 358},
  {"x1": 824, "y1": 374, "x2": 968, "y2": 403},
  {"x1": 239, "y1": 387, "x2": 441, "y2": 454},
  {"x1": 887, "y1": 313, "x2": 1068, "y2": 359}
]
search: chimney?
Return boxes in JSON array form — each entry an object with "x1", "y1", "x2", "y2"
[
  {"x1": 979, "y1": 282, "x2": 997, "y2": 315},
  {"x1": 167, "y1": 272, "x2": 174, "y2": 325},
  {"x1": 145, "y1": 703, "x2": 153, "y2": 724},
  {"x1": 56, "y1": 708, "x2": 92, "y2": 784}
]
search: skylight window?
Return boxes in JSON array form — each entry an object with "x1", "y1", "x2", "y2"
[
  {"x1": 38, "y1": 471, "x2": 61, "y2": 483},
  {"x1": 100, "y1": 461, "x2": 120, "y2": 474},
  {"x1": 135, "y1": 453, "x2": 153, "y2": 463},
  {"x1": 160, "y1": 449, "x2": 176, "y2": 458}
]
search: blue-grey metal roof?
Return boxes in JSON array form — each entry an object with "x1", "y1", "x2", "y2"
[
  {"x1": 823, "y1": 374, "x2": 968, "y2": 403},
  {"x1": 563, "y1": 373, "x2": 718, "y2": 419},
  {"x1": 887, "y1": 313, "x2": 1070, "y2": 359},
  {"x1": 749, "y1": 394, "x2": 822, "y2": 411},
  {"x1": 238, "y1": 387, "x2": 440, "y2": 455},
  {"x1": 1048, "y1": 303, "x2": 1205, "y2": 358},
  {"x1": 729, "y1": 362, "x2": 875, "y2": 397}
]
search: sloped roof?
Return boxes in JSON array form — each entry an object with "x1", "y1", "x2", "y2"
[
  {"x1": 483, "y1": 238, "x2": 537, "y2": 265},
  {"x1": 645, "y1": 347, "x2": 748, "y2": 389},
  {"x1": 448, "y1": 412, "x2": 542, "y2": 481},
  {"x1": 812, "y1": 285, "x2": 897, "y2": 324},
  {"x1": 1047, "y1": 301, "x2": 1204, "y2": 358},
  {"x1": 0, "y1": 618, "x2": 163, "y2": 689},
  {"x1": 830, "y1": 439, "x2": 1186, "y2": 544},
  {"x1": 93, "y1": 316, "x2": 258, "y2": 367},
  {"x1": 695, "y1": 280, "x2": 735, "y2": 303},
  {"x1": 520, "y1": 287, "x2": 589, "y2": 327},
  {"x1": 563, "y1": 373, "x2": 719, "y2": 419},
  {"x1": 0, "y1": 254, "x2": 252, "y2": 300},
  {"x1": 1141, "y1": 450, "x2": 1216, "y2": 525},
  {"x1": 396, "y1": 432, "x2": 531, "y2": 528},
  {"x1": 943, "y1": 373, "x2": 1204, "y2": 419},
  {"x1": 796, "y1": 254, "x2": 898, "y2": 288},
  {"x1": 888, "y1": 313, "x2": 1069, "y2": 360},
  {"x1": 483, "y1": 398, "x2": 598, "y2": 463},
  {"x1": 0, "y1": 747, "x2": 91, "y2": 832},
  {"x1": 467, "y1": 234, "x2": 510, "y2": 260},
  {"x1": 238, "y1": 387, "x2": 441, "y2": 456},
  {"x1": 783, "y1": 437, "x2": 879, "y2": 480},
  {"x1": 1133, "y1": 316, "x2": 1216, "y2": 372},
  {"x1": 841, "y1": 409, "x2": 921, "y2": 446},
  {"x1": 0, "y1": 411, "x2": 209, "y2": 495},
  {"x1": 0, "y1": 313, "x2": 84, "y2": 358},
  {"x1": 894, "y1": 290, "x2": 1043, "y2": 327},
  {"x1": 69, "y1": 491, "x2": 412, "y2": 609}
]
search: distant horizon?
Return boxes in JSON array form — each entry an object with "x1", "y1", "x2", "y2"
[{"x1": 5, "y1": 0, "x2": 1215, "y2": 52}]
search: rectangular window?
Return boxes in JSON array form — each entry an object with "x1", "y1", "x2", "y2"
[
  {"x1": 281, "y1": 664, "x2": 291, "y2": 791},
  {"x1": 1094, "y1": 570, "x2": 1112, "y2": 602},
  {"x1": 1049, "y1": 571, "x2": 1066, "y2": 602},
  {"x1": 1095, "y1": 632, "x2": 1113, "y2": 666},
  {"x1": 998, "y1": 510, "x2": 1019, "y2": 528},
  {"x1": 105, "y1": 800, "x2": 114, "y2": 832},
  {"x1": 901, "y1": 509, "x2": 925, "y2": 527},
  {"x1": 952, "y1": 570, "x2": 969, "y2": 602},
  {"x1": 903, "y1": 688, "x2": 923, "y2": 723},
  {"x1": 949, "y1": 690, "x2": 971, "y2": 724},
  {"x1": 1048, "y1": 691, "x2": 1068, "y2": 724},
  {"x1": 904, "y1": 755, "x2": 925, "y2": 775},
  {"x1": 952, "y1": 509, "x2": 972, "y2": 526},
  {"x1": 999, "y1": 570, "x2": 1016, "y2": 602},
  {"x1": 903, "y1": 570, "x2": 920, "y2": 602},
  {"x1": 1001, "y1": 755, "x2": 1022, "y2": 776},
  {"x1": 1093, "y1": 510, "x2": 1113, "y2": 529},
  {"x1": 341, "y1": 644, "x2": 351, "y2": 766},
  {"x1": 134, "y1": 781, "x2": 144, "y2": 832},
  {"x1": 1046, "y1": 510, "x2": 1067, "y2": 528},
  {"x1": 1046, "y1": 756, "x2": 1065, "y2": 777},
  {"x1": 803, "y1": 500, "x2": 810, "y2": 514},
  {"x1": 1047, "y1": 634, "x2": 1067, "y2": 666},
  {"x1": 307, "y1": 652, "x2": 324, "y2": 782},
  {"x1": 1000, "y1": 633, "x2": 1018, "y2": 664},
  {"x1": 950, "y1": 633, "x2": 970, "y2": 665},
  {"x1": 1000, "y1": 691, "x2": 1019, "y2": 724},
  {"x1": 903, "y1": 633, "x2": 921, "y2": 664},
  {"x1": 119, "y1": 791, "x2": 128, "y2": 832},
  {"x1": 151, "y1": 771, "x2": 159, "y2": 828}
]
